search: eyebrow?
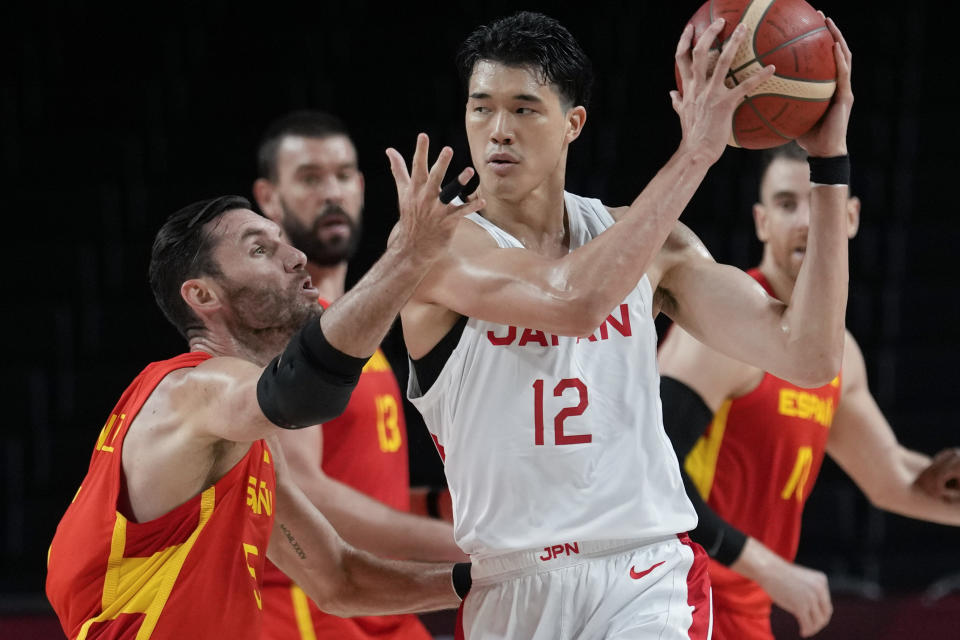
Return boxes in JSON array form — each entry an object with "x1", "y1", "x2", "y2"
[
  {"x1": 240, "y1": 228, "x2": 269, "y2": 243},
  {"x1": 294, "y1": 162, "x2": 358, "y2": 172},
  {"x1": 771, "y1": 190, "x2": 798, "y2": 200},
  {"x1": 469, "y1": 92, "x2": 543, "y2": 103}
]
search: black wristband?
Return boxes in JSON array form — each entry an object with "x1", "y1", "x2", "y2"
[
  {"x1": 808, "y1": 154, "x2": 850, "y2": 186},
  {"x1": 452, "y1": 562, "x2": 472, "y2": 600},
  {"x1": 426, "y1": 489, "x2": 441, "y2": 519}
]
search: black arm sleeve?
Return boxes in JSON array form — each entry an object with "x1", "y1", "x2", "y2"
[
  {"x1": 257, "y1": 318, "x2": 369, "y2": 429},
  {"x1": 661, "y1": 376, "x2": 748, "y2": 566}
]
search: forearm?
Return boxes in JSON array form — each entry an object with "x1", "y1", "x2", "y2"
[
  {"x1": 870, "y1": 449, "x2": 960, "y2": 526},
  {"x1": 562, "y1": 149, "x2": 713, "y2": 316},
  {"x1": 305, "y1": 479, "x2": 465, "y2": 562},
  {"x1": 322, "y1": 241, "x2": 432, "y2": 358},
  {"x1": 781, "y1": 184, "x2": 849, "y2": 383},
  {"x1": 730, "y1": 536, "x2": 786, "y2": 585},
  {"x1": 329, "y1": 548, "x2": 460, "y2": 617},
  {"x1": 270, "y1": 468, "x2": 463, "y2": 617}
]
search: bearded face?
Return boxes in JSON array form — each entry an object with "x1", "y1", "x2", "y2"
[
  {"x1": 264, "y1": 134, "x2": 366, "y2": 268},
  {"x1": 279, "y1": 199, "x2": 362, "y2": 266},
  {"x1": 218, "y1": 270, "x2": 322, "y2": 362}
]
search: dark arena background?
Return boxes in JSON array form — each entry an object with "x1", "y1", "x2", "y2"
[{"x1": 4, "y1": 1, "x2": 959, "y2": 638}]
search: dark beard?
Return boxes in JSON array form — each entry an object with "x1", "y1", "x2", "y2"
[
  {"x1": 219, "y1": 275, "x2": 321, "y2": 365},
  {"x1": 280, "y1": 199, "x2": 362, "y2": 267}
]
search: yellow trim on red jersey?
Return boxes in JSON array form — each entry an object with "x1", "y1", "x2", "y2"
[
  {"x1": 76, "y1": 487, "x2": 217, "y2": 640},
  {"x1": 684, "y1": 399, "x2": 733, "y2": 502},
  {"x1": 362, "y1": 350, "x2": 392, "y2": 373},
  {"x1": 290, "y1": 584, "x2": 318, "y2": 640}
]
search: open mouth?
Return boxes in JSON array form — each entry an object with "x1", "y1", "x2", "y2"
[{"x1": 301, "y1": 276, "x2": 319, "y2": 294}]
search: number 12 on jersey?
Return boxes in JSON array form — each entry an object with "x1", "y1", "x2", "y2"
[{"x1": 533, "y1": 378, "x2": 592, "y2": 446}]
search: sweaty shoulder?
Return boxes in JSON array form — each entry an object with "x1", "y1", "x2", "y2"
[{"x1": 450, "y1": 214, "x2": 502, "y2": 252}]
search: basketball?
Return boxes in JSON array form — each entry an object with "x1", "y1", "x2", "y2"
[{"x1": 676, "y1": 0, "x2": 837, "y2": 149}]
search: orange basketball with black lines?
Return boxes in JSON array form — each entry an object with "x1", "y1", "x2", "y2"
[{"x1": 677, "y1": 0, "x2": 837, "y2": 149}]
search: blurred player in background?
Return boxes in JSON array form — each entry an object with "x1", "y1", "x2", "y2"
[
  {"x1": 658, "y1": 142, "x2": 960, "y2": 639},
  {"x1": 253, "y1": 111, "x2": 463, "y2": 640},
  {"x1": 396, "y1": 10, "x2": 851, "y2": 640}
]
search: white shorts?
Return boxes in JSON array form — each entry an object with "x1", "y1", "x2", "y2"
[{"x1": 456, "y1": 534, "x2": 712, "y2": 640}]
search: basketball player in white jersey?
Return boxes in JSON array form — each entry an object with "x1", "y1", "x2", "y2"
[{"x1": 389, "y1": 11, "x2": 852, "y2": 639}]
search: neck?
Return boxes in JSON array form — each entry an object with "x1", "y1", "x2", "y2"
[
  {"x1": 306, "y1": 261, "x2": 348, "y2": 302},
  {"x1": 757, "y1": 251, "x2": 796, "y2": 303},
  {"x1": 188, "y1": 327, "x2": 290, "y2": 368},
  {"x1": 479, "y1": 169, "x2": 569, "y2": 255}
]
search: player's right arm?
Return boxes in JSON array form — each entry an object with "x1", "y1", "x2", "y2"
[
  {"x1": 402, "y1": 21, "x2": 775, "y2": 354},
  {"x1": 267, "y1": 440, "x2": 466, "y2": 616},
  {"x1": 659, "y1": 325, "x2": 832, "y2": 639}
]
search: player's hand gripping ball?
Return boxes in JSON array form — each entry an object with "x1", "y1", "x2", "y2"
[{"x1": 676, "y1": 0, "x2": 837, "y2": 149}]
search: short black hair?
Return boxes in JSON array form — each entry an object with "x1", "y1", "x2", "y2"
[
  {"x1": 457, "y1": 11, "x2": 593, "y2": 109},
  {"x1": 759, "y1": 142, "x2": 808, "y2": 180},
  {"x1": 149, "y1": 195, "x2": 251, "y2": 339},
  {"x1": 257, "y1": 110, "x2": 352, "y2": 181}
]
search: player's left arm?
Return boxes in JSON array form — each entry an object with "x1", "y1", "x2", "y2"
[
  {"x1": 826, "y1": 332, "x2": 960, "y2": 525},
  {"x1": 655, "y1": 18, "x2": 853, "y2": 388},
  {"x1": 653, "y1": 224, "x2": 843, "y2": 388},
  {"x1": 266, "y1": 437, "x2": 467, "y2": 616}
]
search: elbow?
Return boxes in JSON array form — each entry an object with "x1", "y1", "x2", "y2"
[
  {"x1": 557, "y1": 290, "x2": 615, "y2": 338},
  {"x1": 311, "y1": 566, "x2": 360, "y2": 618},
  {"x1": 304, "y1": 579, "x2": 347, "y2": 617},
  {"x1": 783, "y1": 346, "x2": 843, "y2": 389},
  {"x1": 311, "y1": 548, "x2": 371, "y2": 618}
]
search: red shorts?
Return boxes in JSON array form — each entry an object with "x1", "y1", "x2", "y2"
[
  {"x1": 260, "y1": 582, "x2": 432, "y2": 640},
  {"x1": 711, "y1": 606, "x2": 773, "y2": 640}
]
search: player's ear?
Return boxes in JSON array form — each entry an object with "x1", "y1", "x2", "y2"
[
  {"x1": 181, "y1": 277, "x2": 223, "y2": 318},
  {"x1": 565, "y1": 106, "x2": 587, "y2": 143},
  {"x1": 253, "y1": 178, "x2": 281, "y2": 223},
  {"x1": 846, "y1": 195, "x2": 861, "y2": 239},
  {"x1": 752, "y1": 202, "x2": 769, "y2": 242}
]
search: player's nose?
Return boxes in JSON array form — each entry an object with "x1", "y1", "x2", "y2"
[
  {"x1": 490, "y1": 111, "x2": 513, "y2": 145},
  {"x1": 317, "y1": 175, "x2": 345, "y2": 203},
  {"x1": 795, "y1": 202, "x2": 811, "y2": 229},
  {"x1": 282, "y1": 243, "x2": 308, "y2": 272}
]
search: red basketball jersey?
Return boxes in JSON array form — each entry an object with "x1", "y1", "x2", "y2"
[
  {"x1": 683, "y1": 269, "x2": 842, "y2": 617},
  {"x1": 261, "y1": 300, "x2": 426, "y2": 640},
  {"x1": 46, "y1": 352, "x2": 277, "y2": 640}
]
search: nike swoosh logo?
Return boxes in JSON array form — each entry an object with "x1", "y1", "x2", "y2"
[{"x1": 629, "y1": 560, "x2": 665, "y2": 580}]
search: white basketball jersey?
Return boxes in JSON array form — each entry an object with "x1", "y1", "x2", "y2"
[{"x1": 409, "y1": 192, "x2": 697, "y2": 558}]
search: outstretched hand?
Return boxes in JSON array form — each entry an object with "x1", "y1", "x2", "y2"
[
  {"x1": 796, "y1": 16, "x2": 853, "y2": 157},
  {"x1": 915, "y1": 448, "x2": 960, "y2": 503},
  {"x1": 671, "y1": 19, "x2": 775, "y2": 163},
  {"x1": 385, "y1": 133, "x2": 485, "y2": 263}
]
